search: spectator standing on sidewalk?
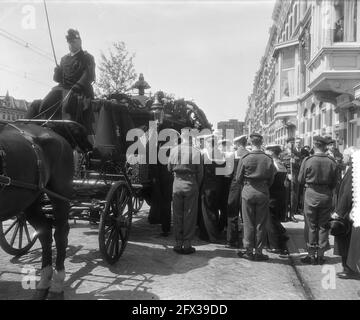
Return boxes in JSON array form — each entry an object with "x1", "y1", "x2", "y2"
[
  {"x1": 235, "y1": 133, "x2": 276, "y2": 261},
  {"x1": 168, "y1": 128, "x2": 203, "y2": 254},
  {"x1": 332, "y1": 147, "x2": 358, "y2": 279},
  {"x1": 265, "y1": 144, "x2": 289, "y2": 256},
  {"x1": 226, "y1": 135, "x2": 249, "y2": 248},
  {"x1": 298, "y1": 136, "x2": 339, "y2": 265}
]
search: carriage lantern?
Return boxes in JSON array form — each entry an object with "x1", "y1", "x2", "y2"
[{"x1": 151, "y1": 94, "x2": 165, "y2": 125}]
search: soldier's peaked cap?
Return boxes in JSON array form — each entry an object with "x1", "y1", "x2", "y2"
[
  {"x1": 266, "y1": 144, "x2": 282, "y2": 152},
  {"x1": 66, "y1": 29, "x2": 81, "y2": 41},
  {"x1": 250, "y1": 132, "x2": 262, "y2": 139},
  {"x1": 324, "y1": 136, "x2": 335, "y2": 144},
  {"x1": 234, "y1": 135, "x2": 247, "y2": 143},
  {"x1": 313, "y1": 135, "x2": 328, "y2": 144}
]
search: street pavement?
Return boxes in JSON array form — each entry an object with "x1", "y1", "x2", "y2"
[{"x1": 0, "y1": 205, "x2": 359, "y2": 300}]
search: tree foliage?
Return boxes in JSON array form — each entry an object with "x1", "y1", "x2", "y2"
[{"x1": 95, "y1": 41, "x2": 137, "y2": 97}]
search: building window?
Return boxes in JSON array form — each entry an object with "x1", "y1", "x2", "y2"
[
  {"x1": 303, "y1": 109, "x2": 308, "y2": 133},
  {"x1": 321, "y1": 107, "x2": 326, "y2": 128},
  {"x1": 311, "y1": 104, "x2": 316, "y2": 132},
  {"x1": 280, "y1": 47, "x2": 295, "y2": 98},
  {"x1": 289, "y1": 17, "x2": 293, "y2": 37},
  {"x1": 333, "y1": 0, "x2": 357, "y2": 42},
  {"x1": 294, "y1": 4, "x2": 298, "y2": 27}
]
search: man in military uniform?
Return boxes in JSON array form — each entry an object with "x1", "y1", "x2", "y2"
[
  {"x1": 226, "y1": 135, "x2": 249, "y2": 248},
  {"x1": 26, "y1": 29, "x2": 95, "y2": 120},
  {"x1": 298, "y1": 136, "x2": 339, "y2": 265},
  {"x1": 168, "y1": 128, "x2": 203, "y2": 254},
  {"x1": 282, "y1": 137, "x2": 303, "y2": 222},
  {"x1": 235, "y1": 133, "x2": 276, "y2": 261}
]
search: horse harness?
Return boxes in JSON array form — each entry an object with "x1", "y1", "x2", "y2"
[{"x1": 0, "y1": 122, "x2": 69, "y2": 202}]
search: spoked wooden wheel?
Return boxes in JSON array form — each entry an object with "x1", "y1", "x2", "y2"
[
  {"x1": 99, "y1": 181, "x2": 133, "y2": 264},
  {"x1": 132, "y1": 195, "x2": 144, "y2": 214},
  {"x1": 0, "y1": 213, "x2": 38, "y2": 256}
]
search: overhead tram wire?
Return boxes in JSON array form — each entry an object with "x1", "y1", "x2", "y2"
[
  {"x1": 0, "y1": 28, "x2": 54, "y2": 63},
  {"x1": 0, "y1": 65, "x2": 50, "y2": 88}
]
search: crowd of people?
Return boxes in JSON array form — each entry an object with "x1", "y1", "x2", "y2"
[{"x1": 148, "y1": 129, "x2": 360, "y2": 280}]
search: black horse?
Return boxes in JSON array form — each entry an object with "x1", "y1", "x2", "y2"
[{"x1": 0, "y1": 122, "x2": 74, "y2": 300}]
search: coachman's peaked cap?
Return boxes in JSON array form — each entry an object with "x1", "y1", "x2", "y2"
[
  {"x1": 234, "y1": 135, "x2": 247, "y2": 143},
  {"x1": 66, "y1": 29, "x2": 81, "y2": 41}
]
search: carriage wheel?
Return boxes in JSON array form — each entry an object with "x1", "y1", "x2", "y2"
[
  {"x1": 132, "y1": 195, "x2": 144, "y2": 214},
  {"x1": 99, "y1": 181, "x2": 133, "y2": 264},
  {"x1": 0, "y1": 212, "x2": 38, "y2": 256}
]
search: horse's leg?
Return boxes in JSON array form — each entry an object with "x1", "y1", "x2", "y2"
[
  {"x1": 47, "y1": 196, "x2": 70, "y2": 300},
  {"x1": 24, "y1": 196, "x2": 53, "y2": 299}
]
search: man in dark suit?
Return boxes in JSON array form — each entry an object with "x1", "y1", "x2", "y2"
[{"x1": 333, "y1": 147, "x2": 359, "y2": 279}]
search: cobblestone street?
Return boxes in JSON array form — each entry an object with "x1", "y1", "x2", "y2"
[{"x1": 0, "y1": 205, "x2": 359, "y2": 300}]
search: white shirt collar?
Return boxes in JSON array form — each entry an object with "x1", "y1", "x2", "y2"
[{"x1": 70, "y1": 49, "x2": 81, "y2": 56}]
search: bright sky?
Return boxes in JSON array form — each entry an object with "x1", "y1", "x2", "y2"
[{"x1": 0, "y1": 0, "x2": 275, "y2": 127}]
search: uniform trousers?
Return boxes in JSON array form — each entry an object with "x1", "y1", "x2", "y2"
[
  {"x1": 303, "y1": 187, "x2": 332, "y2": 256},
  {"x1": 172, "y1": 175, "x2": 199, "y2": 248},
  {"x1": 226, "y1": 178, "x2": 242, "y2": 245},
  {"x1": 241, "y1": 183, "x2": 269, "y2": 251}
]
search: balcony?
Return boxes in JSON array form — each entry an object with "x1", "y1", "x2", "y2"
[
  {"x1": 273, "y1": 99, "x2": 298, "y2": 120},
  {"x1": 307, "y1": 45, "x2": 360, "y2": 104}
]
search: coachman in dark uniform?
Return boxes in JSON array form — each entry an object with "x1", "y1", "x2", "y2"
[
  {"x1": 236, "y1": 133, "x2": 276, "y2": 261},
  {"x1": 298, "y1": 136, "x2": 340, "y2": 265},
  {"x1": 26, "y1": 29, "x2": 96, "y2": 120}
]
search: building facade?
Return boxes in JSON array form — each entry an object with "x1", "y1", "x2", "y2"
[
  {"x1": 244, "y1": 0, "x2": 360, "y2": 151},
  {"x1": 0, "y1": 91, "x2": 29, "y2": 121},
  {"x1": 217, "y1": 119, "x2": 245, "y2": 139}
]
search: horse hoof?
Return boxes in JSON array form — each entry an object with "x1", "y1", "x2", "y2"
[
  {"x1": 47, "y1": 291, "x2": 64, "y2": 300},
  {"x1": 31, "y1": 288, "x2": 49, "y2": 300}
]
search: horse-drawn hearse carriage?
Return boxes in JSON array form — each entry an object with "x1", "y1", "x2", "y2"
[{"x1": 0, "y1": 91, "x2": 211, "y2": 265}]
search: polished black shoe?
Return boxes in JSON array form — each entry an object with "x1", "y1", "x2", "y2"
[
  {"x1": 301, "y1": 255, "x2": 317, "y2": 265},
  {"x1": 289, "y1": 216, "x2": 298, "y2": 223},
  {"x1": 173, "y1": 246, "x2": 183, "y2": 254},
  {"x1": 182, "y1": 247, "x2": 196, "y2": 255},
  {"x1": 336, "y1": 271, "x2": 360, "y2": 280},
  {"x1": 254, "y1": 253, "x2": 269, "y2": 261},
  {"x1": 279, "y1": 249, "x2": 289, "y2": 258},
  {"x1": 238, "y1": 251, "x2": 254, "y2": 260}
]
